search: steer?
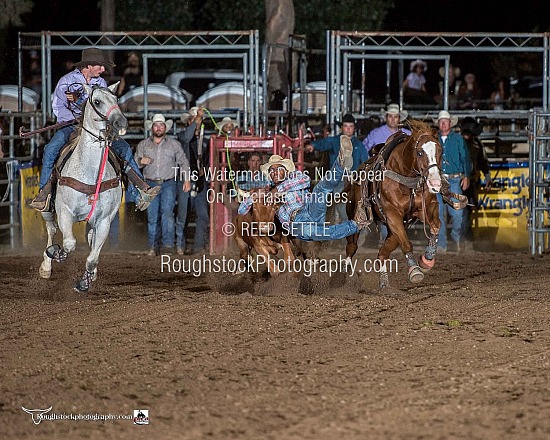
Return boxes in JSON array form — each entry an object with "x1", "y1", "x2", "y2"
[{"x1": 233, "y1": 187, "x2": 296, "y2": 275}]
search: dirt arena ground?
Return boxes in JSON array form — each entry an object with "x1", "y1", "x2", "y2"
[{"x1": 1, "y1": 242, "x2": 550, "y2": 440}]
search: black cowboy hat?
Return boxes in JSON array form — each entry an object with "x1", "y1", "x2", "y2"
[
  {"x1": 460, "y1": 117, "x2": 482, "y2": 136},
  {"x1": 336, "y1": 113, "x2": 356, "y2": 127},
  {"x1": 74, "y1": 47, "x2": 115, "y2": 68}
]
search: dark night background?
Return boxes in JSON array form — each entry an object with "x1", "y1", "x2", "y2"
[
  {"x1": 16, "y1": 0, "x2": 550, "y2": 33},
  {"x1": 3, "y1": 0, "x2": 550, "y2": 102}
]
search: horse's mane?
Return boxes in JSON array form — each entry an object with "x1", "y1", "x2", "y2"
[
  {"x1": 406, "y1": 119, "x2": 437, "y2": 137},
  {"x1": 66, "y1": 125, "x2": 83, "y2": 149}
]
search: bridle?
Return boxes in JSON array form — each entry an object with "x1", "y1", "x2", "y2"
[
  {"x1": 405, "y1": 131, "x2": 441, "y2": 182},
  {"x1": 81, "y1": 86, "x2": 120, "y2": 143},
  {"x1": 400, "y1": 130, "x2": 442, "y2": 239}
]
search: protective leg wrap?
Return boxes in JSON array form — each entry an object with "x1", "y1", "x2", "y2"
[
  {"x1": 405, "y1": 251, "x2": 417, "y2": 268},
  {"x1": 45, "y1": 244, "x2": 68, "y2": 262},
  {"x1": 74, "y1": 270, "x2": 94, "y2": 293},
  {"x1": 425, "y1": 235, "x2": 438, "y2": 260}
]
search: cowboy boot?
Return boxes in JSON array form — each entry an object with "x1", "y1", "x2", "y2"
[
  {"x1": 30, "y1": 180, "x2": 53, "y2": 212},
  {"x1": 338, "y1": 135, "x2": 353, "y2": 170},
  {"x1": 123, "y1": 165, "x2": 161, "y2": 211}
]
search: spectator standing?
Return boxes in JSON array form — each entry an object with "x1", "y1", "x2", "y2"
[
  {"x1": 490, "y1": 78, "x2": 511, "y2": 110},
  {"x1": 434, "y1": 110, "x2": 472, "y2": 253},
  {"x1": 458, "y1": 73, "x2": 482, "y2": 109},
  {"x1": 235, "y1": 152, "x2": 270, "y2": 191},
  {"x1": 217, "y1": 116, "x2": 238, "y2": 136},
  {"x1": 175, "y1": 109, "x2": 196, "y2": 255},
  {"x1": 135, "y1": 114, "x2": 190, "y2": 256},
  {"x1": 403, "y1": 59, "x2": 431, "y2": 105},
  {"x1": 362, "y1": 103, "x2": 411, "y2": 156},
  {"x1": 25, "y1": 50, "x2": 42, "y2": 98},
  {"x1": 305, "y1": 113, "x2": 368, "y2": 223},
  {"x1": 438, "y1": 64, "x2": 462, "y2": 97},
  {"x1": 460, "y1": 117, "x2": 492, "y2": 246},
  {"x1": 178, "y1": 107, "x2": 210, "y2": 254}
]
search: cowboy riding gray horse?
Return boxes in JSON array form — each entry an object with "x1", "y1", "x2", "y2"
[{"x1": 39, "y1": 82, "x2": 126, "y2": 292}]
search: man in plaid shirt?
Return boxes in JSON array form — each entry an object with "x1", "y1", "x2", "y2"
[{"x1": 238, "y1": 136, "x2": 368, "y2": 241}]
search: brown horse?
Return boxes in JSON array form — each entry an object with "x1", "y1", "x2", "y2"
[{"x1": 346, "y1": 120, "x2": 443, "y2": 288}]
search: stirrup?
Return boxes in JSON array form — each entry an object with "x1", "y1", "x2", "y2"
[
  {"x1": 443, "y1": 193, "x2": 468, "y2": 210},
  {"x1": 30, "y1": 193, "x2": 52, "y2": 212},
  {"x1": 353, "y1": 200, "x2": 371, "y2": 231}
]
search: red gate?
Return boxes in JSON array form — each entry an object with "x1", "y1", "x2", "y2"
[{"x1": 208, "y1": 130, "x2": 306, "y2": 254}]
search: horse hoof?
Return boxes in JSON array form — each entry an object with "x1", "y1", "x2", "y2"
[
  {"x1": 419, "y1": 255, "x2": 435, "y2": 272},
  {"x1": 408, "y1": 266, "x2": 424, "y2": 283},
  {"x1": 73, "y1": 282, "x2": 89, "y2": 293},
  {"x1": 39, "y1": 268, "x2": 51, "y2": 279},
  {"x1": 46, "y1": 244, "x2": 68, "y2": 262}
]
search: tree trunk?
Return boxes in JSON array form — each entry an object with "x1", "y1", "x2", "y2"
[
  {"x1": 101, "y1": 0, "x2": 116, "y2": 79},
  {"x1": 265, "y1": 0, "x2": 295, "y2": 110},
  {"x1": 101, "y1": 0, "x2": 115, "y2": 32}
]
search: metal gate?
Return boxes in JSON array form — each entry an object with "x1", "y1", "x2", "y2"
[
  {"x1": 528, "y1": 109, "x2": 550, "y2": 255},
  {"x1": 18, "y1": 30, "x2": 261, "y2": 131}
]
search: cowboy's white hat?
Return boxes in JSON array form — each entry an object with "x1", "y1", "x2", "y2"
[
  {"x1": 381, "y1": 103, "x2": 408, "y2": 121},
  {"x1": 410, "y1": 59, "x2": 427, "y2": 72},
  {"x1": 180, "y1": 106, "x2": 199, "y2": 124},
  {"x1": 260, "y1": 154, "x2": 295, "y2": 177},
  {"x1": 433, "y1": 110, "x2": 459, "y2": 127},
  {"x1": 218, "y1": 116, "x2": 238, "y2": 132},
  {"x1": 144, "y1": 113, "x2": 173, "y2": 131}
]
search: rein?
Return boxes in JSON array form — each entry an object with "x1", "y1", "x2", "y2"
[
  {"x1": 85, "y1": 87, "x2": 118, "y2": 220},
  {"x1": 85, "y1": 144, "x2": 110, "y2": 221}
]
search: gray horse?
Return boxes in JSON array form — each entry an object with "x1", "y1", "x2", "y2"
[{"x1": 39, "y1": 83, "x2": 126, "y2": 292}]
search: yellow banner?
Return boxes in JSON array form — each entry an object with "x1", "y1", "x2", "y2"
[{"x1": 473, "y1": 164, "x2": 529, "y2": 248}]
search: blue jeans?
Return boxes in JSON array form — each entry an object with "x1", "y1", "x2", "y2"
[
  {"x1": 40, "y1": 125, "x2": 142, "y2": 201},
  {"x1": 291, "y1": 161, "x2": 358, "y2": 241},
  {"x1": 189, "y1": 184, "x2": 209, "y2": 252},
  {"x1": 437, "y1": 177, "x2": 466, "y2": 249},
  {"x1": 146, "y1": 179, "x2": 177, "y2": 249},
  {"x1": 175, "y1": 181, "x2": 190, "y2": 249}
]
